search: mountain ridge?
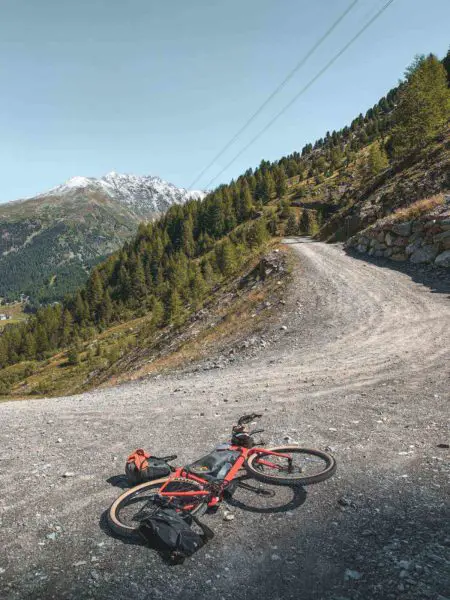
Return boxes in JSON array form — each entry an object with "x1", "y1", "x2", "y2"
[{"x1": 0, "y1": 172, "x2": 205, "y2": 304}]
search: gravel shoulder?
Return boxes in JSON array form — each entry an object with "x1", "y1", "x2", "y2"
[{"x1": 0, "y1": 238, "x2": 449, "y2": 600}]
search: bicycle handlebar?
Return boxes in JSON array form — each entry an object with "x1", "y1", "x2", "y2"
[{"x1": 238, "y1": 413, "x2": 263, "y2": 426}]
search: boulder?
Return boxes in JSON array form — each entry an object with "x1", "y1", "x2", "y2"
[
  {"x1": 385, "y1": 232, "x2": 395, "y2": 247},
  {"x1": 370, "y1": 239, "x2": 385, "y2": 251},
  {"x1": 433, "y1": 230, "x2": 450, "y2": 244},
  {"x1": 412, "y1": 221, "x2": 424, "y2": 233},
  {"x1": 391, "y1": 253, "x2": 407, "y2": 262},
  {"x1": 376, "y1": 231, "x2": 385, "y2": 243},
  {"x1": 406, "y1": 239, "x2": 422, "y2": 256},
  {"x1": 391, "y1": 221, "x2": 412, "y2": 237},
  {"x1": 410, "y1": 245, "x2": 439, "y2": 264},
  {"x1": 439, "y1": 218, "x2": 450, "y2": 231},
  {"x1": 435, "y1": 250, "x2": 450, "y2": 268},
  {"x1": 408, "y1": 231, "x2": 424, "y2": 243},
  {"x1": 356, "y1": 244, "x2": 367, "y2": 254},
  {"x1": 384, "y1": 248, "x2": 393, "y2": 258},
  {"x1": 393, "y1": 236, "x2": 409, "y2": 247}
]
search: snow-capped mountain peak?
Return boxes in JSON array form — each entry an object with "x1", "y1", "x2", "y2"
[{"x1": 36, "y1": 172, "x2": 206, "y2": 217}]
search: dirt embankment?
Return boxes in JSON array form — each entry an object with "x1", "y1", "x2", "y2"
[{"x1": 0, "y1": 239, "x2": 449, "y2": 600}]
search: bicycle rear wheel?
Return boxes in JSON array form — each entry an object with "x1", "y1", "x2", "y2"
[
  {"x1": 107, "y1": 477, "x2": 208, "y2": 539},
  {"x1": 245, "y1": 446, "x2": 336, "y2": 486}
]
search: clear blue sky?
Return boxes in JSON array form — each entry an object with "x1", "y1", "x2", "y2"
[{"x1": 0, "y1": 0, "x2": 448, "y2": 202}]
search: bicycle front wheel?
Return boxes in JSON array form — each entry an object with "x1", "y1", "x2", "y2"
[
  {"x1": 107, "y1": 477, "x2": 208, "y2": 539},
  {"x1": 245, "y1": 446, "x2": 336, "y2": 486}
]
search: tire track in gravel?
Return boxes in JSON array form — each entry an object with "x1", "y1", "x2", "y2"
[{"x1": 0, "y1": 238, "x2": 449, "y2": 600}]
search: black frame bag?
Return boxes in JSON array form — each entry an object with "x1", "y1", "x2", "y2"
[
  {"x1": 138, "y1": 507, "x2": 214, "y2": 563},
  {"x1": 125, "y1": 449, "x2": 171, "y2": 485}
]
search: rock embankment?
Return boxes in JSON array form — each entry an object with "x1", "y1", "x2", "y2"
[{"x1": 345, "y1": 196, "x2": 450, "y2": 268}]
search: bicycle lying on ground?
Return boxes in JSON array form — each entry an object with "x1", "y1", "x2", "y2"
[{"x1": 108, "y1": 414, "x2": 336, "y2": 539}]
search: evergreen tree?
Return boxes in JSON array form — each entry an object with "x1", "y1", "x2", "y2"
[
  {"x1": 21, "y1": 333, "x2": 37, "y2": 360},
  {"x1": 215, "y1": 240, "x2": 236, "y2": 277},
  {"x1": 247, "y1": 219, "x2": 268, "y2": 248},
  {"x1": 86, "y1": 270, "x2": 104, "y2": 315},
  {"x1": 261, "y1": 171, "x2": 275, "y2": 204},
  {"x1": 98, "y1": 290, "x2": 113, "y2": 325},
  {"x1": 285, "y1": 210, "x2": 298, "y2": 235},
  {"x1": 367, "y1": 141, "x2": 389, "y2": 176},
  {"x1": 60, "y1": 309, "x2": 73, "y2": 346},
  {"x1": 151, "y1": 298, "x2": 164, "y2": 328},
  {"x1": 238, "y1": 183, "x2": 253, "y2": 222},
  {"x1": 206, "y1": 196, "x2": 224, "y2": 238},
  {"x1": 181, "y1": 215, "x2": 195, "y2": 257},
  {"x1": 67, "y1": 346, "x2": 79, "y2": 366},
  {"x1": 201, "y1": 259, "x2": 216, "y2": 284},
  {"x1": 167, "y1": 290, "x2": 184, "y2": 327},
  {"x1": 443, "y1": 47, "x2": 450, "y2": 84},
  {"x1": 274, "y1": 166, "x2": 287, "y2": 197},
  {"x1": 190, "y1": 268, "x2": 207, "y2": 309},
  {"x1": 392, "y1": 54, "x2": 450, "y2": 157}
]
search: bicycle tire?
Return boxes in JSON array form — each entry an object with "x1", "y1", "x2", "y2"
[
  {"x1": 107, "y1": 477, "x2": 208, "y2": 539},
  {"x1": 245, "y1": 446, "x2": 336, "y2": 486}
]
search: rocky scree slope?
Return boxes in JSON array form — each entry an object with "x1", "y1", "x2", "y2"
[
  {"x1": 318, "y1": 130, "x2": 450, "y2": 243},
  {"x1": 0, "y1": 173, "x2": 204, "y2": 303}
]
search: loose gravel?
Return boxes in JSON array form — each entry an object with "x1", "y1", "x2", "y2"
[{"x1": 0, "y1": 238, "x2": 449, "y2": 600}]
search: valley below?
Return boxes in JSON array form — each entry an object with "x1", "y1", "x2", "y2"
[{"x1": 0, "y1": 239, "x2": 449, "y2": 600}]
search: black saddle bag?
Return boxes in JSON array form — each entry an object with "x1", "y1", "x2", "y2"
[{"x1": 138, "y1": 507, "x2": 214, "y2": 563}]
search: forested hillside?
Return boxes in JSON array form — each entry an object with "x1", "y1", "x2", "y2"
[
  {"x1": 0, "y1": 173, "x2": 204, "y2": 305},
  {"x1": 0, "y1": 50, "x2": 449, "y2": 396}
]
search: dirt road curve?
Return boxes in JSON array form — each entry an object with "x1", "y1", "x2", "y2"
[{"x1": 1, "y1": 239, "x2": 449, "y2": 600}]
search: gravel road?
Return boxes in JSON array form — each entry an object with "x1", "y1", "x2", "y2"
[{"x1": 1, "y1": 239, "x2": 449, "y2": 600}]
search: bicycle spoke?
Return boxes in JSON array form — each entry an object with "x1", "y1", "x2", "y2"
[{"x1": 254, "y1": 451, "x2": 329, "y2": 480}]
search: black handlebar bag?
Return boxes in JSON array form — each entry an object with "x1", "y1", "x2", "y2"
[{"x1": 138, "y1": 507, "x2": 214, "y2": 563}]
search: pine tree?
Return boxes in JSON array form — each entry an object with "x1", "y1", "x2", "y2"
[
  {"x1": 67, "y1": 346, "x2": 79, "y2": 366},
  {"x1": 118, "y1": 264, "x2": 131, "y2": 302},
  {"x1": 22, "y1": 333, "x2": 37, "y2": 360},
  {"x1": 215, "y1": 240, "x2": 236, "y2": 277},
  {"x1": 86, "y1": 270, "x2": 104, "y2": 315},
  {"x1": 238, "y1": 183, "x2": 253, "y2": 222},
  {"x1": 367, "y1": 141, "x2": 389, "y2": 176},
  {"x1": 201, "y1": 259, "x2": 216, "y2": 284},
  {"x1": 443, "y1": 47, "x2": 450, "y2": 84},
  {"x1": 392, "y1": 54, "x2": 450, "y2": 157},
  {"x1": 73, "y1": 290, "x2": 88, "y2": 324},
  {"x1": 274, "y1": 166, "x2": 287, "y2": 197},
  {"x1": 151, "y1": 298, "x2": 164, "y2": 328},
  {"x1": 60, "y1": 309, "x2": 74, "y2": 346},
  {"x1": 98, "y1": 290, "x2": 113, "y2": 325},
  {"x1": 285, "y1": 210, "x2": 298, "y2": 235},
  {"x1": 190, "y1": 268, "x2": 207, "y2": 309},
  {"x1": 181, "y1": 215, "x2": 195, "y2": 257},
  {"x1": 262, "y1": 172, "x2": 275, "y2": 204},
  {"x1": 206, "y1": 196, "x2": 224, "y2": 238},
  {"x1": 167, "y1": 290, "x2": 184, "y2": 327},
  {"x1": 0, "y1": 340, "x2": 8, "y2": 368},
  {"x1": 247, "y1": 219, "x2": 268, "y2": 248},
  {"x1": 130, "y1": 256, "x2": 147, "y2": 301}
]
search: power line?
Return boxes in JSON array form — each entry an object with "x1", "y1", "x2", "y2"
[
  {"x1": 188, "y1": 0, "x2": 359, "y2": 189},
  {"x1": 204, "y1": 0, "x2": 395, "y2": 190}
]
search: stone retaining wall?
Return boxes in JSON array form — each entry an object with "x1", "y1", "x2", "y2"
[{"x1": 345, "y1": 202, "x2": 450, "y2": 268}]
